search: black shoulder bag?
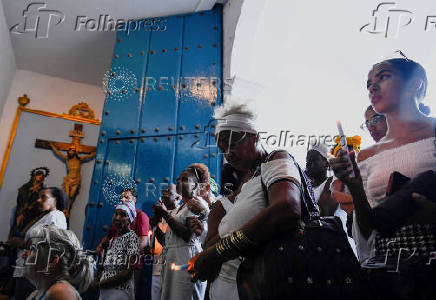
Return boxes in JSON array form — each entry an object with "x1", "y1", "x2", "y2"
[{"x1": 236, "y1": 151, "x2": 371, "y2": 300}]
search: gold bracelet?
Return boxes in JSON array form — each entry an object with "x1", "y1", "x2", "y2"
[
  {"x1": 231, "y1": 231, "x2": 256, "y2": 252},
  {"x1": 215, "y1": 236, "x2": 240, "y2": 260}
]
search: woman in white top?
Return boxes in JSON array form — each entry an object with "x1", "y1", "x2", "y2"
[
  {"x1": 22, "y1": 225, "x2": 95, "y2": 300},
  {"x1": 153, "y1": 164, "x2": 210, "y2": 300},
  {"x1": 330, "y1": 56, "x2": 436, "y2": 299},
  {"x1": 187, "y1": 103, "x2": 305, "y2": 290},
  {"x1": 188, "y1": 102, "x2": 370, "y2": 300},
  {"x1": 7, "y1": 187, "x2": 67, "y2": 300}
]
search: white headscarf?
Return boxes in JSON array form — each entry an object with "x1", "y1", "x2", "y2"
[{"x1": 215, "y1": 113, "x2": 258, "y2": 136}]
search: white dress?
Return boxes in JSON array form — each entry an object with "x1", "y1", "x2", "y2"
[
  {"x1": 209, "y1": 196, "x2": 237, "y2": 300},
  {"x1": 160, "y1": 198, "x2": 209, "y2": 300},
  {"x1": 354, "y1": 137, "x2": 436, "y2": 263},
  {"x1": 212, "y1": 158, "x2": 301, "y2": 300}
]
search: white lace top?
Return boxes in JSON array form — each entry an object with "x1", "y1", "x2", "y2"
[{"x1": 353, "y1": 137, "x2": 436, "y2": 262}]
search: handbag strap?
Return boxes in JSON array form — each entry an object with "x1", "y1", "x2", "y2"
[
  {"x1": 432, "y1": 120, "x2": 436, "y2": 155},
  {"x1": 259, "y1": 150, "x2": 320, "y2": 221},
  {"x1": 434, "y1": 121, "x2": 436, "y2": 137}
]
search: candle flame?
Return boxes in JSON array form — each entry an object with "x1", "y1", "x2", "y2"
[{"x1": 169, "y1": 262, "x2": 188, "y2": 271}]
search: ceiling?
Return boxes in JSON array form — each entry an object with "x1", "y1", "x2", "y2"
[{"x1": 3, "y1": 0, "x2": 223, "y2": 86}]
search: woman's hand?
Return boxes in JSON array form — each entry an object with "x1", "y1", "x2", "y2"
[
  {"x1": 317, "y1": 177, "x2": 338, "y2": 216},
  {"x1": 187, "y1": 198, "x2": 207, "y2": 214},
  {"x1": 150, "y1": 214, "x2": 161, "y2": 227},
  {"x1": 188, "y1": 246, "x2": 224, "y2": 282},
  {"x1": 187, "y1": 217, "x2": 204, "y2": 236},
  {"x1": 328, "y1": 150, "x2": 363, "y2": 193},
  {"x1": 152, "y1": 203, "x2": 167, "y2": 218}
]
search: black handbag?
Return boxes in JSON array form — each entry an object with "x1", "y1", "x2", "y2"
[{"x1": 236, "y1": 151, "x2": 371, "y2": 300}]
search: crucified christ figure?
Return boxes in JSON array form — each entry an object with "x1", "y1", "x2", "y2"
[{"x1": 49, "y1": 143, "x2": 96, "y2": 216}]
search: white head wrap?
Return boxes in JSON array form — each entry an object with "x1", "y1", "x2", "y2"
[
  {"x1": 215, "y1": 113, "x2": 258, "y2": 136},
  {"x1": 115, "y1": 200, "x2": 136, "y2": 223}
]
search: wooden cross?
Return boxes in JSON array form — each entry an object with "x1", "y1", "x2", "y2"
[
  {"x1": 35, "y1": 124, "x2": 96, "y2": 154},
  {"x1": 35, "y1": 123, "x2": 96, "y2": 218}
]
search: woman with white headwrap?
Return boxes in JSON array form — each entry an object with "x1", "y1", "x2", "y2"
[
  {"x1": 22, "y1": 224, "x2": 95, "y2": 300},
  {"x1": 187, "y1": 102, "x2": 307, "y2": 298},
  {"x1": 188, "y1": 103, "x2": 368, "y2": 300},
  {"x1": 90, "y1": 201, "x2": 140, "y2": 300}
]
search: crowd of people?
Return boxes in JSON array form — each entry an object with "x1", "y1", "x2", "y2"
[{"x1": 0, "y1": 56, "x2": 435, "y2": 300}]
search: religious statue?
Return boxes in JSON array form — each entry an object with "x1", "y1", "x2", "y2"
[
  {"x1": 50, "y1": 142, "x2": 95, "y2": 199},
  {"x1": 9, "y1": 167, "x2": 49, "y2": 238},
  {"x1": 35, "y1": 124, "x2": 96, "y2": 217}
]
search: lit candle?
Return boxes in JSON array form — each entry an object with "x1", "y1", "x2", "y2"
[
  {"x1": 336, "y1": 120, "x2": 355, "y2": 178},
  {"x1": 170, "y1": 263, "x2": 189, "y2": 271},
  {"x1": 336, "y1": 120, "x2": 347, "y2": 150},
  {"x1": 147, "y1": 230, "x2": 153, "y2": 246}
]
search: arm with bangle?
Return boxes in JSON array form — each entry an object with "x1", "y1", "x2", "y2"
[
  {"x1": 189, "y1": 179, "x2": 301, "y2": 281},
  {"x1": 189, "y1": 151, "x2": 302, "y2": 281}
]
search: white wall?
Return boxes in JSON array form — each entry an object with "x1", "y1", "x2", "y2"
[
  {"x1": 222, "y1": 0, "x2": 243, "y2": 79},
  {"x1": 0, "y1": 70, "x2": 105, "y2": 240},
  {"x1": 226, "y1": 0, "x2": 436, "y2": 165},
  {"x1": 0, "y1": 0, "x2": 16, "y2": 116}
]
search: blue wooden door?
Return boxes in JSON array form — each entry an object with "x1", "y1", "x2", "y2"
[{"x1": 83, "y1": 6, "x2": 222, "y2": 250}]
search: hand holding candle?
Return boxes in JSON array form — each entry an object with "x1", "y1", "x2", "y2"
[{"x1": 336, "y1": 120, "x2": 355, "y2": 178}]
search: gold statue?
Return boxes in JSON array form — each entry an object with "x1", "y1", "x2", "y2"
[
  {"x1": 49, "y1": 143, "x2": 95, "y2": 207},
  {"x1": 35, "y1": 124, "x2": 96, "y2": 217}
]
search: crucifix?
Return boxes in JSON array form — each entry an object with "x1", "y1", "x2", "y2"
[{"x1": 35, "y1": 124, "x2": 96, "y2": 217}]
